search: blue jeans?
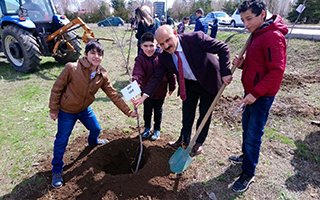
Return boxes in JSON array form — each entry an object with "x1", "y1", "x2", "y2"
[
  {"x1": 241, "y1": 96, "x2": 275, "y2": 177},
  {"x1": 52, "y1": 107, "x2": 101, "y2": 173}
]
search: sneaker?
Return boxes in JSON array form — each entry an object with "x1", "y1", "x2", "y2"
[
  {"x1": 311, "y1": 120, "x2": 320, "y2": 127},
  {"x1": 229, "y1": 154, "x2": 244, "y2": 164},
  {"x1": 51, "y1": 172, "x2": 63, "y2": 188},
  {"x1": 97, "y1": 139, "x2": 109, "y2": 145},
  {"x1": 232, "y1": 173, "x2": 255, "y2": 193},
  {"x1": 150, "y1": 130, "x2": 160, "y2": 141},
  {"x1": 89, "y1": 139, "x2": 109, "y2": 147},
  {"x1": 190, "y1": 143, "x2": 203, "y2": 156},
  {"x1": 141, "y1": 128, "x2": 151, "y2": 139}
]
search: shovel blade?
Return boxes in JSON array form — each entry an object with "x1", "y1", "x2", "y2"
[{"x1": 169, "y1": 147, "x2": 193, "y2": 173}]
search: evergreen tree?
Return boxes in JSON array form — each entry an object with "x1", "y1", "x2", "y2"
[
  {"x1": 222, "y1": 0, "x2": 238, "y2": 16},
  {"x1": 287, "y1": 0, "x2": 320, "y2": 24},
  {"x1": 111, "y1": 0, "x2": 130, "y2": 22},
  {"x1": 191, "y1": 0, "x2": 212, "y2": 15}
]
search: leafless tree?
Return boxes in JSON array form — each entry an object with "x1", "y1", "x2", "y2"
[
  {"x1": 211, "y1": 0, "x2": 227, "y2": 11},
  {"x1": 170, "y1": 0, "x2": 194, "y2": 20}
]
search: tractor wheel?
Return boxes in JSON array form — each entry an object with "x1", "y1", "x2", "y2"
[
  {"x1": 2, "y1": 25, "x2": 41, "y2": 72},
  {"x1": 54, "y1": 31, "x2": 81, "y2": 64}
]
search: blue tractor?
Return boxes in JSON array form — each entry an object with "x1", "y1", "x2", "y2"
[{"x1": 0, "y1": 0, "x2": 85, "y2": 72}]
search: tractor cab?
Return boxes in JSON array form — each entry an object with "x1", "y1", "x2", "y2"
[
  {"x1": 2, "y1": 0, "x2": 54, "y2": 22},
  {"x1": 0, "y1": 0, "x2": 84, "y2": 72}
]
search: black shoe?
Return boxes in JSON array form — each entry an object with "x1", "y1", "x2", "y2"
[
  {"x1": 232, "y1": 173, "x2": 255, "y2": 193},
  {"x1": 168, "y1": 140, "x2": 182, "y2": 149},
  {"x1": 229, "y1": 154, "x2": 243, "y2": 164},
  {"x1": 190, "y1": 143, "x2": 203, "y2": 157}
]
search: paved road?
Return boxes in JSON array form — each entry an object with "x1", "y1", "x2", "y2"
[
  {"x1": 287, "y1": 27, "x2": 320, "y2": 40},
  {"x1": 218, "y1": 25, "x2": 320, "y2": 41}
]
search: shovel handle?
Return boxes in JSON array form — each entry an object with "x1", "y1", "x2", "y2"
[{"x1": 186, "y1": 34, "x2": 252, "y2": 151}]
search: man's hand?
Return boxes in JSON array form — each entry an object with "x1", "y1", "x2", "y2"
[
  {"x1": 241, "y1": 93, "x2": 257, "y2": 105},
  {"x1": 232, "y1": 55, "x2": 244, "y2": 68},
  {"x1": 129, "y1": 110, "x2": 138, "y2": 118},
  {"x1": 50, "y1": 111, "x2": 58, "y2": 121},
  {"x1": 222, "y1": 75, "x2": 233, "y2": 85},
  {"x1": 132, "y1": 94, "x2": 148, "y2": 107}
]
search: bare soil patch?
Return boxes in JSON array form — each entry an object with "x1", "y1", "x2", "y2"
[
  {"x1": 281, "y1": 73, "x2": 320, "y2": 91},
  {"x1": 2, "y1": 129, "x2": 193, "y2": 200},
  {"x1": 272, "y1": 96, "x2": 320, "y2": 117}
]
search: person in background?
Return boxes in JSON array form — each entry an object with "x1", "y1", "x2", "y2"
[
  {"x1": 129, "y1": 16, "x2": 136, "y2": 29},
  {"x1": 135, "y1": 6, "x2": 160, "y2": 55},
  {"x1": 49, "y1": 41, "x2": 137, "y2": 188},
  {"x1": 166, "y1": 15, "x2": 175, "y2": 28},
  {"x1": 209, "y1": 17, "x2": 218, "y2": 38},
  {"x1": 229, "y1": 0, "x2": 288, "y2": 193},
  {"x1": 160, "y1": 15, "x2": 166, "y2": 25},
  {"x1": 194, "y1": 8, "x2": 208, "y2": 34},
  {"x1": 133, "y1": 25, "x2": 232, "y2": 156},
  {"x1": 154, "y1": 13, "x2": 161, "y2": 27},
  {"x1": 132, "y1": 32, "x2": 176, "y2": 141},
  {"x1": 177, "y1": 17, "x2": 190, "y2": 34}
]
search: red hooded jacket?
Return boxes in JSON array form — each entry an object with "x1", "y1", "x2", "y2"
[{"x1": 241, "y1": 15, "x2": 288, "y2": 98}]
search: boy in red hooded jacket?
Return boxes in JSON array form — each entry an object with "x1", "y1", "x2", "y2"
[{"x1": 230, "y1": 0, "x2": 288, "y2": 193}]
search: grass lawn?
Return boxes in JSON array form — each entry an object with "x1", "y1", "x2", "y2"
[{"x1": 0, "y1": 25, "x2": 319, "y2": 199}]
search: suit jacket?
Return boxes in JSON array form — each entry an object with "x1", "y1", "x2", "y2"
[{"x1": 144, "y1": 31, "x2": 231, "y2": 97}]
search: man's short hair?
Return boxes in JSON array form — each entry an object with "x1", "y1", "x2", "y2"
[
  {"x1": 195, "y1": 8, "x2": 204, "y2": 15},
  {"x1": 141, "y1": 32, "x2": 155, "y2": 44},
  {"x1": 183, "y1": 17, "x2": 190, "y2": 21},
  {"x1": 238, "y1": 0, "x2": 266, "y2": 17},
  {"x1": 85, "y1": 41, "x2": 104, "y2": 56}
]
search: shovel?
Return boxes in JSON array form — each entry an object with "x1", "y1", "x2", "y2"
[
  {"x1": 134, "y1": 107, "x2": 143, "y2": 173},
  {"x1": 169, "y1": 34, "x2": 252, "y2": 174}
]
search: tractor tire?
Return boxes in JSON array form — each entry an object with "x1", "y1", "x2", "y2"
[
  {"x1": 2, "y1": 25, "x2": 41, "y2": 73},
  {"x1": 54, "y1": 31, "x2": 81, "y2": 64}
]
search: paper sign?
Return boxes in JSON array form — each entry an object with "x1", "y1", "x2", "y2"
[
  {"x1": 296, "y1": 4, "x2": 306, "y2": 13},
  {"x1": 120, "y1": 80, "x2": 141, "y2": 101}
]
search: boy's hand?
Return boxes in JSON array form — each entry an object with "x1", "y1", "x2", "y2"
[
  {"x1": 232, "y1": 55, "x2": 244, "y2": 68},
  {"x1": 50, "y1": 111, "x2": 58, "y2": 121},
  {"x1": 242, "y1": 93, "x2": 256, "y2": 105},
  {"x1": 222, "y1": 75, "x2": 232, "y2": 85}
]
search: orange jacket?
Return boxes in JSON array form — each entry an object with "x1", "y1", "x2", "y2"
[{"x1": 49, "y1": 57, "x2": 133, "y2": 116}]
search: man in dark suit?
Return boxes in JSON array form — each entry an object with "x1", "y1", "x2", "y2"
[{"x1": 134, "y1": 25, "x2": 232, "y2": 155}]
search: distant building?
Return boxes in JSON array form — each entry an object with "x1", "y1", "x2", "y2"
[{"x1": 153, "y1": 1, "x2": 165, "y2": 19}]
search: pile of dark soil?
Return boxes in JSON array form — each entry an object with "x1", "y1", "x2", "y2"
[
  {"x1": 3, "y1": 129, "x2": 195, "y2": 200},
  {"x1": 213, "y1": 95, "x2": 243, "y2": 127},
  {"x1": 272, "y1": 96, "x2": 320, "y2": 117},
  {"x1": 281, "y1": 73, "x2": 320, "y2": 91}
]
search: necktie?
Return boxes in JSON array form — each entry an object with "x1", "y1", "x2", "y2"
[{"x1": 175, "y1": 51, "x2": 187, "y2": 101}]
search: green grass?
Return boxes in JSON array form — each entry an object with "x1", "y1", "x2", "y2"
[
  {"x1": 295, "y1": 141, "x2": 320, "y2": 163},
  {"x1": 264, "y1": 128, "x2": 295, "y2": 147},
  {"x1": 0, "y1": 26, "x2": 319, "y2": 199}
]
